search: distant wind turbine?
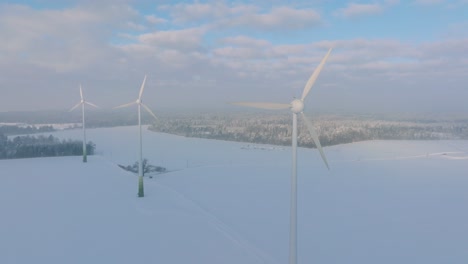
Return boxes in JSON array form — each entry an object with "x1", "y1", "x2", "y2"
[
  {"x1": 232, "y1": 48, "x2": 332, "y2": 264},
  {"x1": 114, "y1": 75, "x2": 157, "y2": 198},
  {"x1": 69, "y1": 84, "x2": 98, "y2": 163}
]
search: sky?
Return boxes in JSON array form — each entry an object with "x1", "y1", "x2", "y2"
[{"x1": 0, "y1": 0, "x2": 467, "y2": 113}]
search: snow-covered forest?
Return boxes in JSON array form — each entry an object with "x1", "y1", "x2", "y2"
[
  {"x1": 0, "y1": 124, "x2": 55, "y2": 135},
  {"x1": 149, "y1": 112, "x2": 468, "y2": 147},
  {"x1": 0, "y1": 134, "x2": 95, "y2": 159}
]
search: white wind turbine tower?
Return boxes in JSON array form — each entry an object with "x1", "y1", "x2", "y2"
[
  {"x1": 232, "y1": 48, "x2": 332, "y2": 264},
  {"x1": 114, "y1": 75, "x2": 158, "y2": 198},
  {"x1": 69, "y1": 84, "x2": 98, "y2": 163}
]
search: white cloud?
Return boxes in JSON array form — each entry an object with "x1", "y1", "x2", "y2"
[
  {"x1": 213, "y1": 46, "x2": 264, "y2": 60},
  {"x1": 271, "y1": 44, "x2": 308, "y2": 57},
  {"x1": 413, "y1": 0, "x2": 445, "y2": 5},
  {"x1": 0, "y1": 2, "x2": 466, "y2": 112},
  {"x1": 420, "y1": 38, "x2": 468, "y2": 58},
  {"x1": 223, "y1": 6, "x2": 321, "y2": 30},
  {"x1": 0, "y1": 3, "x2": 138, "y2": 72},
  {"x1": 220, "y1": 36, "x2": 271, "y2": 48},
  {"x1": 159, "y1": 2, "x2": 240, "y2": 24},
  {"x1": 145, "y1": 15, "x2": 167, "y2": 25},
  {"x1": 336, "y1": 3, "x2": 383, "y2": 18},
  {"x1": 126, "y1": 21, "x2": 146, "y2": 31},
  {"x1": 385, "y1": 0, "x2": 401, "y2": 5},
  {"x1": 208, "y1": 37, "x2": 468, "y2": 99},
  {"x1": 137, "y1": 27, "x2": 207, "y2": 51},
  {"x1": 161, "y1": 3, "x2": 321, "y2": 31}
]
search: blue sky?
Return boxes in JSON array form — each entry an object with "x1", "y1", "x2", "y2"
[{"x1": 0, "y1": 0, "x2": 467, "y2": 113}]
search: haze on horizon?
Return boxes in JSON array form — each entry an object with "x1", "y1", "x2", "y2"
[{"x1": 0, "y1": 0, "x2": 467, "y2": 114}]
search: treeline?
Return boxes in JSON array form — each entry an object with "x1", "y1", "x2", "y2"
[
  {"x1": 0, "y1": 110, "x2": 153, "y2": 128},
  {"x1": 0, "y1": 134, "x2": 95, "y2": 159},
  {"x1": 0, "y1": 125, "x2": 54, "y2": 135},
  {"x1": 148, "y1": 112, "x2": 468, "y2": 148}
]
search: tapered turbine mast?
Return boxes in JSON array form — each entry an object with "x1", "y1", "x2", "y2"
[
  {"x1": 69, "y1": 85, "x2": 98, "y2": 163},
  {"x1": 114, "y1": 75, "x2": 158, "y2": 198},
  {"x1": 232, "y1": 48, "x2": 332, "y2": 264}
]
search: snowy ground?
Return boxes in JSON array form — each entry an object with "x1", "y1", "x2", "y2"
[
  {"x1": 1, "y1": 122, "x2": 79, "y2": 130},
  {"x1": 1, "y1": 126, "x2": 468, "y2": 263}
]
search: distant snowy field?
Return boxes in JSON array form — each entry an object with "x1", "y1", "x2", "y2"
[{"x1": 1, "y1": 126, "x2": 468, "y2": 264}]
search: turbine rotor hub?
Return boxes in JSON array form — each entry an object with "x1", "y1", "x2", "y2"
[
  {"x1": 136, "y1": 99, "x2": 141, "y2": 104},
  {"x1": 290, "y1": 99, "x2": 304, "y2": 113}
]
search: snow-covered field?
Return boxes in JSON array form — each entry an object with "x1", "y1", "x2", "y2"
[
  {"x1": 1, "y1": 126, "x2": 468, "y2": 263},
  {"x1": 0, "y1": 122, "x2": 79, "y2": 130}
]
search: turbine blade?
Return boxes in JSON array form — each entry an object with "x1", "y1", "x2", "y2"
[
  {"x1": 230, "y1": 102, "x2": 290, "y2": 110},
  {"x1": 141, "y1": 103, "x2": 158, "y2": 121},
  {"x1": 301, "y1": 112, "x2": 329, "y2": 170},
  {"x1": 114, "y1": 101, "x2": 136, "y2": 109},
  {"x1": 85, "y1": 101, "x2": 99, "y2": 108},
  {"x1": 138, "y1": 75, "x2": 147, "y2": 100},
  {"x1": 69, "y1": 102, "x2": 82, "y2": 112},
  {"x1": 79, "y1": 84, "x2": 83, "y2": 100},
  {"x1": 301, "y1": 48, "x2": 332, "y2": 101}
]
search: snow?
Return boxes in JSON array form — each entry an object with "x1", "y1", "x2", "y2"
[
  {"x1": 1, "y1": 126, "x2": 468, "y2": 263},
  {"x1": 0, "y1": 123, "x2": 79, "y2": 130}
]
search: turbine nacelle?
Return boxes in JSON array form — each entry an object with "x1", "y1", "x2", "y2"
[
  {"x1": 290, "y1": 99, "x2": 304, "y2": 114},
  {"x1": 230, "y1": 47, "x2": 333, "y2": 170},
  {"x1": 113, "y1": 75, "x2": 158, "y2": 121},
  {"x1": 69, "y1": 86, "x2": 98, "y2": 112}
]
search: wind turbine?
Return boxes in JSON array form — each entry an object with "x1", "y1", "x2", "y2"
[
  {"x1": 114, "y1": 75, "x2": 157, "y2": 198},
  {"x1": 69, "y1": 84, "x2": 98, "y2": 163},
  {"x1": 232, "y1": 48, "x2": 332, "y2": 264}
]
